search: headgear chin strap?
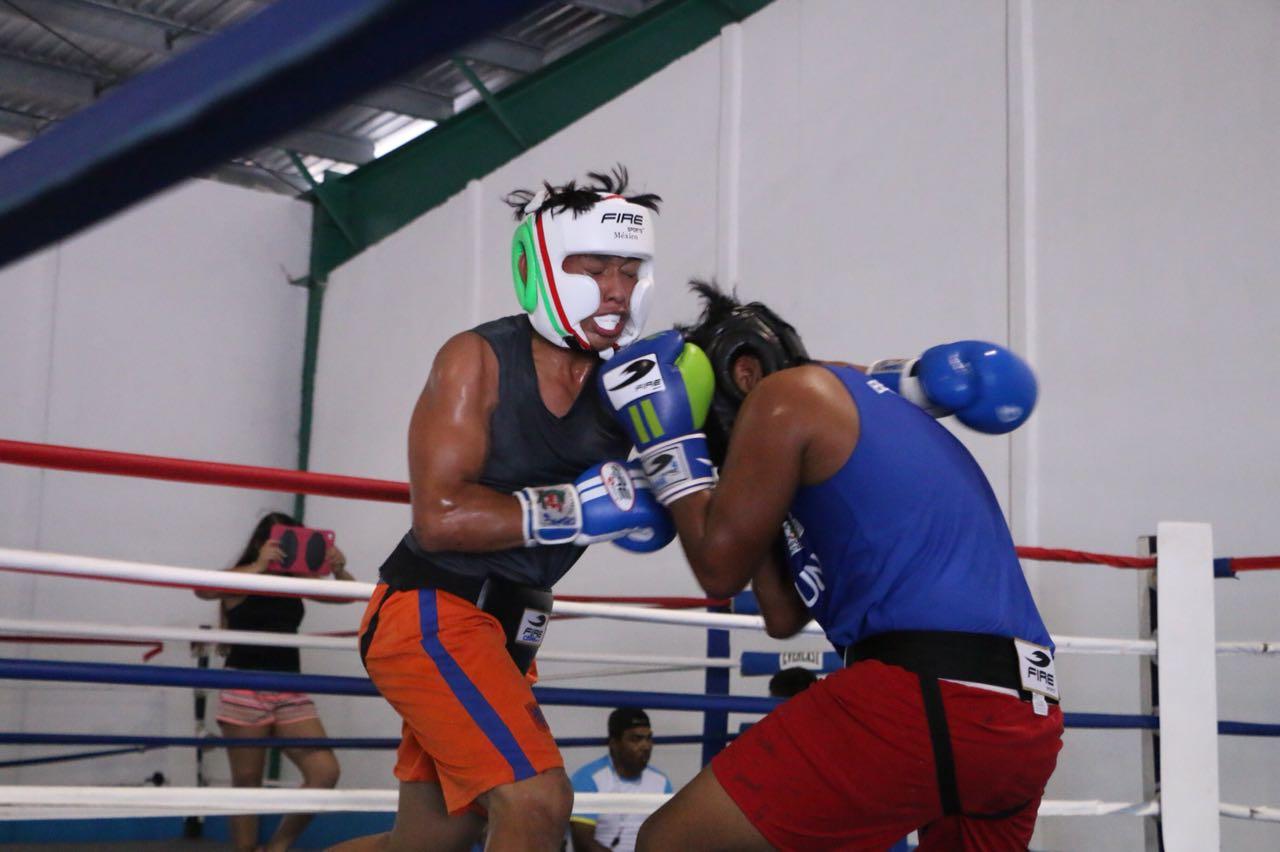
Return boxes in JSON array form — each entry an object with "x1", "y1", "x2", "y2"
[
  {"x1": 695, "y1": 303, "x2": 809, "y2": 464},
  {"x1": 511, "y1": 193, "x2": 656, "y2": 359}
]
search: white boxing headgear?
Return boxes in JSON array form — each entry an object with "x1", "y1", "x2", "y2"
[{"x1": 511, "y1": 193, "x2": 656, "y2": 359}]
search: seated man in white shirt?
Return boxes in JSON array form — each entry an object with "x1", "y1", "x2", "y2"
[{"x1": 570, "y1": 708, "x2": 673, "y2": 852}]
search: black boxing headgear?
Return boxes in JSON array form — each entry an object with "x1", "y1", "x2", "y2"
[{"x1": 686, "y1": 294, "x2": 808, "y2": 465}]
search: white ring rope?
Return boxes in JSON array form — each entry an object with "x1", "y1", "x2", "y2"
[
  {"x1": 1053, "y1": 636, "x2": 1155, "y2": 655},
  {"x1": 2, "y1": 548, "x2": 1278, "y2": 656},
  {"x1": 0, "y1": 618, "x2": 739, "y2": 669},
  {"x1": 0, "y1": 546, "x2": 814, "y2": 635},
  {"x1": 0, "y1": 547, "x2": 375, "y2": 601},
  {"x1": 0, "y1": 787, "x2": 651, "y2": 819},
  {"x1": 3, "y1": 548, "x2": 1280, "y2": 829},
  {"x1": 0, "y1": 617, "x2": 353, "y2": 652},
  {"x1": 1219, "y1": 803, "x2": 1280, "y2": 822},
  {"x1": 0, "y1": 616, "x2": 1209, "y2": 660},
  {"x1": 0, "y1": 786, "x2": 1273, "y2": 823}
]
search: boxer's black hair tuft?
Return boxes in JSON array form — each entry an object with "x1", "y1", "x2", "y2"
[{"x1": 504, "y1": 164, "x2": 662, "y2": 220}]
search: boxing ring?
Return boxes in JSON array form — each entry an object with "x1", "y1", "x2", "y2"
[
  {"x1": 0, "y1": 2, "x2": 1270, "y2": 849},
  {"x1": 2, "y1": 439, "x2": 1279, "y2": 850}
]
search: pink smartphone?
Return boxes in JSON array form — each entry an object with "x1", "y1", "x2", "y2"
[{"x1": 266, "y1": 524, "x2": 336, "y2": 577}]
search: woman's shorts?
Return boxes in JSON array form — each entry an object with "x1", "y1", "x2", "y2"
[{"x1": 216, "y1": 688, "x2": 319, "y2": 728}]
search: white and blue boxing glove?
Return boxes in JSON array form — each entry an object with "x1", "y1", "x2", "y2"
[
  {"x1": 597, "y1": 330, "x2": 717, "y2": 505},
  {"x1": 611, "y1": 463, "x2": 676, "y2": 554},
  {"x1": 515, "y1": 460, "x2": 674, "y2": 549},
  {"x1": 868, "y1": 341, "x2": 1038, "y2": 434}
]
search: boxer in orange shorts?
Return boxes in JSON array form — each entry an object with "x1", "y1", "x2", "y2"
[
  {"x1": 358, "y1": 583, "x2": 561, "y2": 812},
  {"x1": 332, "y1": 169, "x2": 671, "y2": 852}
]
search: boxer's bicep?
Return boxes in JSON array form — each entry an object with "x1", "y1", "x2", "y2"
[{"x1": 408, "y1": 333, "x2": 523, "y2": 551}]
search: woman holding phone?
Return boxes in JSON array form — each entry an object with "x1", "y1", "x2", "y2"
[{"x1": 195, "y1": 511, "x2": 357, "y2": 852}]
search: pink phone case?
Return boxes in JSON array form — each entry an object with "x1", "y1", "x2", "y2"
[{"x1": 267, "y1": 524, "x2": 335, "y2": 577}]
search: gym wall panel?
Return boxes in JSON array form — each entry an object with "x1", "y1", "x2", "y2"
[
  {"x1": 0, "y1": 173, "x2": 311, "y2": 787},
  {"x1": 1027, "y1": 2, "x2": 1280, "y2": 849},
  {"x1": 305, "y1": 0, "x2": 1029, "y2": 796},
  {"x1": 736, "y1": 0, "x2": 1015, "y2": 512}
]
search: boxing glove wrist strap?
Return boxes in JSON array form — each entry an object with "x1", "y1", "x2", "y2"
[
  {"x1": 515, "y1": 484, "x2": 581, "y2": 546},
  {"x1": 639, "y1": 433, "x2": 716, "y2": 505}
]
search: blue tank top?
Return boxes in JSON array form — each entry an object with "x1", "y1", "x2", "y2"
[{"x1": 784, "y1": 365, "x2": 1051, "y2": 650}]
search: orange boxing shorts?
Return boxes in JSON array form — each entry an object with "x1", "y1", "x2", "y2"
[{"x1": 358, "y1": 583, "x2": 561, "y2": 814}]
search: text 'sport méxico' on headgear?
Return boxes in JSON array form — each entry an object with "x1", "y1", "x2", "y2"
[{"x1": 512, "y1": 191, "x2": 656, "y2": 359}]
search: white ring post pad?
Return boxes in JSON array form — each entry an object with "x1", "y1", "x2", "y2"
[{"x1": 1155, "y1": 521, "x2": 1219, "y2": 851}]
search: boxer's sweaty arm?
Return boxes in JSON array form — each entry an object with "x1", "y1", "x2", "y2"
[
  {"x1": 408, "y1": 331, "x2": 527, "y2": 553},
  {"x1": 670, "y1": 366, "x2": 859, "y2": 599},
  {"x1": 752, "y1": 543, "x2": 812, "y2": 639}
]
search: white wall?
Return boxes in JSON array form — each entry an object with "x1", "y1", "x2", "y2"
[
  {"x1": 0, "y1": 142, "x2": 312, "y2": 789},
  {"x1": 1027, "y1": 2, "x2": 1280, "y2": 848},
  {"x1": 309, "y1": 1, "x2": 1280, "y2": 849},
  {"x1": 308, "y1": 0, "x2": 1024, "y2": 819}
]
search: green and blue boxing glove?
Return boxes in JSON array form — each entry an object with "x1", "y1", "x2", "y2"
[{"x1": 597, "y1": 330, "x2": 716, "y2": 505}]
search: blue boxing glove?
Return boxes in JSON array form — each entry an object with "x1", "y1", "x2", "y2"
[
  {"x1": 869, "y1": 341, "x2": 1038, "y2": 434},
  {"x1": 612, "y1": 463, "x2": 676, "y2": 553},
  {"x1": 515, "y1": 460, "x2": 672, "y2": 547},
  {"x1": 597, "y1": 330, "x2": 716, "y2": 505}
]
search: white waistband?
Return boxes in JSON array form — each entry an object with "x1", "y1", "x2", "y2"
[{"x1": 940, "y1": 678, "x2": 1022, "y2": 699}]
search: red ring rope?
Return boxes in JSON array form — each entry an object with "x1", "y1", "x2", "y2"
[
  {"x1": 0, "y1": 439, "x2": 408, "y2": 503},
  {"x1": 0, "y1": 636, "x2": 163, "y2": 661},
  {"x1": 557, "y1": 595, "x2": 730, "y2": 608},
  {"x1": 5, "y1": 438, "x2": 1279, "y2": 573},
  {"x1": 1224, "y1": 556, "x2": 1280, "y2": 572},
  {"x1": 1015, "y1": 547, "x2": 1156, "y2": 569}
]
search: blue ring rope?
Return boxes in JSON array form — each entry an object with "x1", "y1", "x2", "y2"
[
  {"x1": 0, "y1": 745, "x2": 146, "y2": 770},
  {"x1": 4, "y1": 659, "x2": 1277, "y2": 737},
  {"x1": 0, "y1": 657, "x2": 781, "y2": 714},
  {"x1": 0, "y1": 733, "x2": 715, "y2": 750}
]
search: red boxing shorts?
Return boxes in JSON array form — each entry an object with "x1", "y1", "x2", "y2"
[
  {"x1": 713, "y1": 660, "x2": 1063, "y2": 851},
  {"x1": 359, "y1": 584, "x2": 562, "y2": 814}
]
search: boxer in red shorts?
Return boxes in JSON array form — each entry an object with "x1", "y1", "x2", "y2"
[{"x1": 596, "y1": 282, "x2": 1063, "y2": 851}]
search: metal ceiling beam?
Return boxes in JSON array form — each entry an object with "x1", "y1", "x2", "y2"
[
  {"x1": 1, "y1": 1, "x2": 454, "y2": 126},
  {"x1": 0, "y1": 0, "x2": 171, "y2": 52},
  {"x1": 457, "y1": 36, "x2": 544, "y2": 73},
  {"x1": 309, "y1": 0, "x2": 776, "y2": 280},
  {"x1": 360, "y1": 83, "x2": 453, "y2": 121},
  {"x1": 277, "y1": 129, "x2": 374, "y2": 166},
  {"x1": 0, "y1": 111, "x2": 300, "y2": 197},
  {"x1": 566, "y1": 0, "x2": 647, "y2": 16},
  {"x1": 211, "y1": 162, "x2": 308, "y2": 195},
  {"x1": 0, "y1": 53, "x2": 96, "y2": 104},
  {"x1": 1, "y1": 55, "x2": 375, "y2": 169},
  {"x1": 0, "y1": 0, "x2": 549, "y2": 269},
  {"x1": 0, "y1": 107, "x2": 44, "y2": 139}
]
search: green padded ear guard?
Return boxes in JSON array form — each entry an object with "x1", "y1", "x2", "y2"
[{"x1": 512, "y1": 218, "x2": 541, "y2": 313}]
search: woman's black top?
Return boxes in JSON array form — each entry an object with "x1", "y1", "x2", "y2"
[{"x1": 224, "y1": 592, "x2": 305, "y2": 673}]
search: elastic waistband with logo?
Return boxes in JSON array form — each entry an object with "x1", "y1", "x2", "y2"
[{"x1": 845, "y1": 630, "x2": 1059, "y2": 704}]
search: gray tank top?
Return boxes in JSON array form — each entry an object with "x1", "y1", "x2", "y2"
[{"x1": 381, "y1": 315, "x2": 631, "y2": 589}]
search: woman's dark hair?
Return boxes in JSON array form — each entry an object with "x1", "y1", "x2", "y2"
[
  {"x1": 504, "y1": 164, "x2": 662, "y2": 221},
  {"x1": 233, "y1": 511, "x2": 297, "y2": 567}
]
